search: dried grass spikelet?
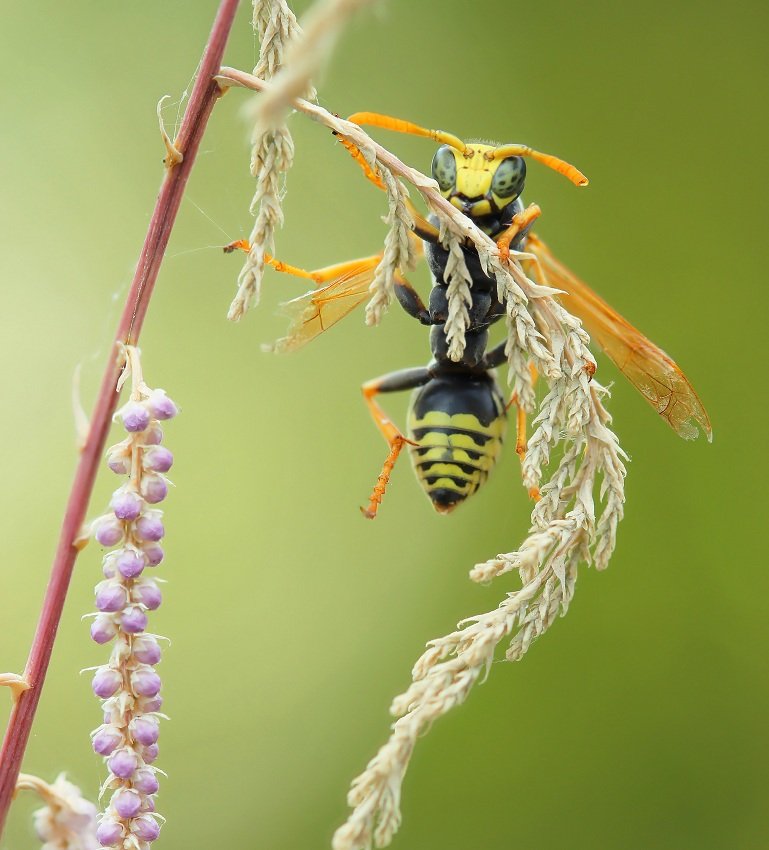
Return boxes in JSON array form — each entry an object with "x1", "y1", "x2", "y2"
[
  {"x1": 439, "y1": 224, "x2": 473, "y2": 362},
  {"x1": 16, "y1": 773, "x2": 98, "y2": 850},
  {"x1": 332, "y1": 292, "x2": 626, "y2": 850},
  {"x1": 365, "y1": 167, "x2": 416, "y2": 326},
  {"x1": 229, "y1": 0, "x2": 375, "y2": 322},
  {"x1": 228, "y1": 0, "x2": 312, "y2": 322},
  {"x1": 213, "y1": 67, "x2": 627, "y2": 850}
]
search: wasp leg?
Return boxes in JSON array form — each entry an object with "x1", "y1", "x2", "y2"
[
  {"x1": 394, "y1": 271, "x2": 431, "y2": 325},
  {"x1": 482, "y1": 340, "x2": 507, "y2": 369},
  {"x1": 510, "y1": 363, "x2": 540, "y2": 501},
  {"x1": 519, "y1": 251, "x2": 550, "y2": 289},
  {"x1": 484, "y1": 342, "x2": 541, "y2": 501},
  {"x1": 361, "y1": 367, "x2": 431, "y2": 519},
  {"x1": 496, "y1": 203, "x2": 542, "y2": 262},
  {"x1": 332, "y1": 133, "x2": 441, "y2": 244},
  {"x1": 223, "y1": 241, "x2": 384, "y2": 288},
  {"x1": 405, "y1": 198, "x2": 441, "y2": 244},
  {"x1": 333, "y1": 132, "x2": 386, "y2": 189}
]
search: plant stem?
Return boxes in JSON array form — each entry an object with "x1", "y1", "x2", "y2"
[{"x1": 0, "y1": 0, "x2": 240, "y2": 835}]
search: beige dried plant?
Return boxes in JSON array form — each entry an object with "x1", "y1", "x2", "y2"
[
  {"x1": 219, "y1": 2, "x2": 627, "y2": 848},
  {"x1": 229, "y1": 0, "x2": 376, "y2": 321},
  {"x1": 219, "y1": 59, "x2": 626, "y2": 849}
]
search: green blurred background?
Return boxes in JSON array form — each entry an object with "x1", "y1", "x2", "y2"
[{"x1": 1, "y1": 1, "x2": 766, "y2": 848}]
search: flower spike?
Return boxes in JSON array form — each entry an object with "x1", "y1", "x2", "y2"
[{"x1": 87, "y1": 345, "x2": 178, "y2": 849}]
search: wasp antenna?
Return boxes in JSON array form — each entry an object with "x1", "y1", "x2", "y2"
[
  {"x1": 493, "y1": 144, "x2": 588, "y2": 187},
  {"x1": 346, "y1": 111, "x2": 466, "y2": 153}
]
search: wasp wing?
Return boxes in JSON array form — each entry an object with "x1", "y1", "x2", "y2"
[
  {"x1": 272, "y1": 256, "x2": 382, "y2": 353},
  {"x1": 526, "y1": 233, "x2": 712, "y2": 441}
]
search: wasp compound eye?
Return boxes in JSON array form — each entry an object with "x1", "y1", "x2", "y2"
[
  {"x1": 491, "y1": 156, "x2": 526, "y2": 201},
  {"x1": 431, "y1": 145, "x2": 457, "y2": 194}
]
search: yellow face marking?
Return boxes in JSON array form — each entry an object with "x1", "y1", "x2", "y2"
[
  {"x1": 440, "y1": 144, "x2": 514, "y2": 217},
  {"x1": 451, "y1": 146, "x2": 493, "y2": 194}
]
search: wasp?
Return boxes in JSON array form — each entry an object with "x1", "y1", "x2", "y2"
[{"x1": 227, "y1": 112, "x2": 711, "y2": 518}]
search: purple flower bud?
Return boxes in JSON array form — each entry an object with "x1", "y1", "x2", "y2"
[
  {"x1": 131, "y1": 667, "x2": 161, "y2": 697},
  {"x1": 115, "y1": 548, "x2": 145, "y2": 579},
  {"x1": 142, "y1": 446, "x2": 173, "y2": 473},
  {"x1": 132, "y1": 768, "x2": 160, "y2": 795},
  {"x1": 96, "y1": 818, "x2": 123, "y2": 846},
  {"x1": 95, "y1": 581, "x2": 128, "y2": 613},
  {"x1": 140, "y1": 474, "x2": 168, "y2": 505},
  {"x1": 134, "y1": 580, "x2": 162, "y2": 611},
  {"x1": 112, "y1": 787, "x2": 142, "y2": 819},
  {"x1": 140, "y1": 796, "x2": 156, "y2": 813},
  {"x1": 141, "y1": 543, "x2": 164, "y2": 567},
  {"x1": 95, "y1": 517, "x2": 124, "y2": 547},
  {"x1": 110, "y1": 489, "x2": 143, "y2": 521},
  {"x1": 130, "y1": 814, "x2": 160, "y2": 842},
  {"x1": 132, "y1": 635, "x2": 162, "y2": 665},
  {"x1": 135, "y1": 514, "x2": 165, "y2": 542},
  {"x1": 120, "y1": 401, "x2": 151, "y2": 433},
  {"x1": 144, "y1": 424, "x2": 164, "y2": 445},
  {"x1": 92, "y1": 667, "x2": 122, "y2": 699},
  {"x1": 137, "y1": 693, "x2": 163, "y2": 713},
  {"x1": 90, "y1": 614, "x2": 118, "y2": 644},
  {"x1": 129, "y1": 714, "x2": 160, "y2": 746},
  {"x1": 107, "y1": 747, "x2": 138, "y2": 779},
  {"x1": 120, "y1": 605, "x2": 148, "y2": 634},
  {"x1": 106, "y1": 452, "x2": 131, "y2": 475},
  {"x1": 146, "y1": 389, "x2": 178, "y2": 421},
  {"x1": 92, "y1": 725, "x2": 123, "y2": 756},
  {"x1": 139, "y1": 743, "x2": 160, "y2": 764}
]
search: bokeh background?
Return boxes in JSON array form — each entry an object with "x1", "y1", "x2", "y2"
[{"x1": 1, "y1": 1, "x2": 767, "y2": 848}]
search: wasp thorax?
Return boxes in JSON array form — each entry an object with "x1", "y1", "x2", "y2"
[{"x1": 431, "y1": 145, "x2": 457, "y2": 194}]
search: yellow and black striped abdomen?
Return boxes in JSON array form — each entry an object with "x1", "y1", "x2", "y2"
[{"x1": 407, "y1": 374, "x2": 507, "y2": 514}]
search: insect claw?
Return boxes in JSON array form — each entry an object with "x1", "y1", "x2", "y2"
[{"x1": 223, "y1": 239, "x2": 251, "y2": 254}]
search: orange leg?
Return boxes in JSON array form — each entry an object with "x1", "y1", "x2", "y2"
[
  {"x1": 519, "y1": 251, "x2": 550, "y2": 290},
  {"x1": 507, "y1": 363, "x2": 540, "y2": 501},
  {"x1": 360, "y1": 368, "x2": 430, "y2": 519},
  {"x1": 333, "y1": 132, "x2": 440, "y2": 244},
  {"x1": 333, "y1": 133, "x2": 386, "y2": 190},
  {"x1": 361, "y1": 436, "x2": 411, "y2": 519},
  {"x1": 224, "y1": 241, "x2": 385, "y2": 288},
  {"x1": 496, "y1": 204, "x2": 542, "y2": 263}
]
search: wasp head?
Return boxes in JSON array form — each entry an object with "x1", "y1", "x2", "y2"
[{"x1": 431, "y1": 144, "x2": 526, "y2": 220}]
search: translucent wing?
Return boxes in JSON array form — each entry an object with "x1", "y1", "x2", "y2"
[
  {"x1": 526, "y1": 233, "x2": 712, "y2": 441},
  {"x1": 272, "y1": 257, "x2": 381, "y2": 353}
]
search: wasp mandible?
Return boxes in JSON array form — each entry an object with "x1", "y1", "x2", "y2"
[{"x1": 227, "y1": 112, "x2": 711, "y2": 518}]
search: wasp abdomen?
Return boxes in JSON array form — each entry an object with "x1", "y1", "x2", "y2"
[{"x1": 407, "y1": 373, "x2": 506, "y2": 514}]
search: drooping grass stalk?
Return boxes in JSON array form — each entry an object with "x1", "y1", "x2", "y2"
[{"x1": 0, "y1": 0, "x2": 241, "y2": 836}]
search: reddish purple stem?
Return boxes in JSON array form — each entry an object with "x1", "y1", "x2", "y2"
[{"x1": 0, "y1": 0, "x2": 240, "y2": 835}]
